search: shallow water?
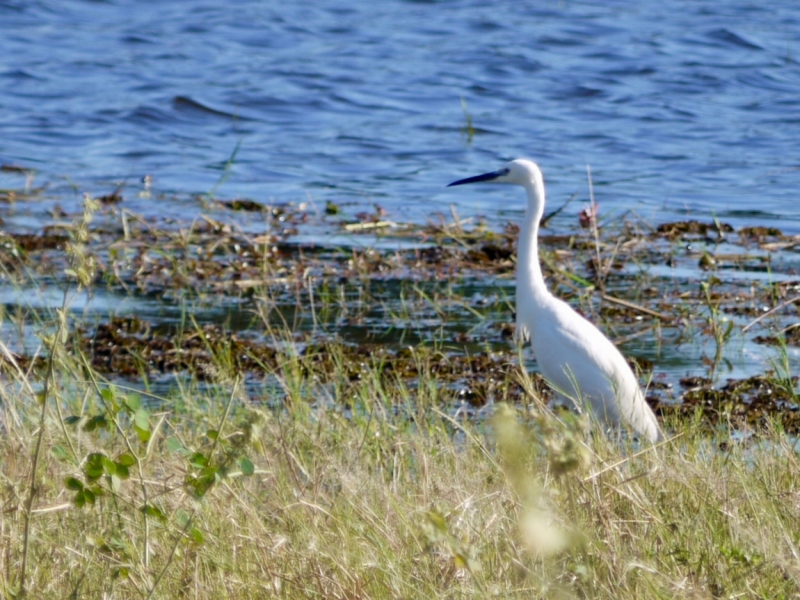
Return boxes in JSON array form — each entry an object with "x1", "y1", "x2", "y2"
[{"x1": 1, "y1": 1, "x2": 799, "y2": 234}]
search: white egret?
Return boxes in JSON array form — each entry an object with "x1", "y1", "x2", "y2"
[{"x1": 448, "y1": 159, "x2": 662, "y2": 443}]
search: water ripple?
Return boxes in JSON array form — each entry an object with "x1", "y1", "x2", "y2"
[{"x1": 0, "y1": 0, "x2": 796, "y2": 236}]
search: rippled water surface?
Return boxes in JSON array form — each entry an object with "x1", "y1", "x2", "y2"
[{"x1": 1, "y1": 0, "x2": 799, "y2": 233}]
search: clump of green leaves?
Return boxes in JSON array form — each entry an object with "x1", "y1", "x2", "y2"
[{"x1": 57, "y1": 388, "x2": 150, "y2": 507}]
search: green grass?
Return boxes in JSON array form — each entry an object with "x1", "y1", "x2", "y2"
[{"x1": 1, "y1": 328, "x2": 799, "y2": 598}]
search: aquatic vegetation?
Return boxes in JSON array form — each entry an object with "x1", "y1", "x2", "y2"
[{"x1": 1, "y1": 191, "x2": 800, "y2": 596}]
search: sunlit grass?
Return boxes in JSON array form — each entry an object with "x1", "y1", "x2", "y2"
[{"x1": 1, "y1": 319, "x2": 799, "y2": 598}]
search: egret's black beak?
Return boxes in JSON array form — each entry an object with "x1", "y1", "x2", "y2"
[{"x1": 447, "y1": 170, "x2": 503, "y2": 187}]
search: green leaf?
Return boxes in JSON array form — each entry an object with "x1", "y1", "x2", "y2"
[
  {"x1": 101, "y1": 456, "x2": 116, "y2": 477},
  {"x1": 125, "y1": 394, "x2": 141, "y2": 411},
  {"x1": 188, "y1": 452, "x2": 208, "y2": 469},
  {"x1": 201, "y1": 466, "x2": 219, "y2": 479},
  {"x1": 108, "y1": 533, "x2": 127, "y2": 547},
  {"x1": 101, "y1": 387, "x2": 122, "y2": 414},
  {"x1": 134, "y1": 408, "x2": 150, "y2": 431},
  {"x1": 84, "y1": 453, "x2": 105, "y2": 480},
  {"x1": 116, "y1": 452, "x2": 136, "y2": 467},
  {"x1": 73, "y1": 490, "x2": 86, "y2": 508},
  {"x1": 186, "y1": 472, "x2": 215, "y2": 498},
  {"x1": 134, "y1": 424, "x2": 151, "y2": 444},
  {"x1": 176, "y1": 510, "x2": 190, "y2": 528},
  {"x1": 64, "y1": 416, "x2": 81, "y2": 426},
  {"x1": 114, "y1": 463, "x2": 130, "y2": 479},
  {"x1": 83, "y1": 488, "x2": 96, "y2": 505},
  {"x1": 142, "y1": 504, "x2": 167, "y2": 522},
  {"x1": 188, "y1": 527, "x2": 205, "y2": 545},
  {"x1": 206, "y1": 429, "x2": 219, "y2": 440},
  {"x1": 239, "y1": 456, "x2": 255, "y2": 476},
  {"x1": 84, "y1": 415, "x2": 108, "y2": 432},
  {"x1": 51, "y1": 445, "x2": 70, "y2": 462},
  {"x1": 166, "y1": 437, "x2": 184, "y2": 453},
  {"x1": 65, "y1": 477, "x2": 84, "y2": 491}
]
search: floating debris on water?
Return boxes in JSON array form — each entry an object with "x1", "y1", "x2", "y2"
[{"x1": 0, "y1": 195, "x2": 798, "y2": 434}]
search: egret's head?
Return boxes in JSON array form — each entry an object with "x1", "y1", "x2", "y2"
[{"x1": 448, "y1": 159, "x2": 543, "y2": 188}]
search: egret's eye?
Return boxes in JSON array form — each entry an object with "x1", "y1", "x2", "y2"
[{"x1": 500, "y1": 168, "x2": 511, "y2": 175}]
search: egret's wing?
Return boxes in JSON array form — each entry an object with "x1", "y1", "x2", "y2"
[{"x1": 530, "y1": 300, "x2": 645, "y2": 426}]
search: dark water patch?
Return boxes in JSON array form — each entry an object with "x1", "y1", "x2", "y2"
[
  {"x1": 172, "y1": 96, "x2": 256, "y2": 122},
  {"x1": 736, "y1": 70, "x2": 800, "y2": 94},
  {"x1": 124, "y1": 104, "x2": 178, "y2": 126},
  {"x1": 121, "y1": 34, "x2": 155, "y2": 45},
  {"x1": 538, "y1": 35, "x2": 586, "y2": 47},
  {"x1": 0, "y1": 68, "x2": 43, "y2": 81},
  {"x1": 602, "y1": 65, "x2": 657, "y2": 77},
  {"x1": 706, "y1": 28, "x2": 764, "y2": 51}
]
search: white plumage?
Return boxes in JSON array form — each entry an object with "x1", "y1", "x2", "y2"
[{"x1": 449, "y1": 159, "x2": 662, "y2": 443}]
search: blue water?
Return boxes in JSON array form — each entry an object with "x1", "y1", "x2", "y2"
[{"x1": 1, "y1": 0, "x2": 799, "y2": 234}]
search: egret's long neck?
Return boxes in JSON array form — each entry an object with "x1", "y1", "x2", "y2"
[{"x1": 518, "y1": 181, "x2": 550, "y2": 305}]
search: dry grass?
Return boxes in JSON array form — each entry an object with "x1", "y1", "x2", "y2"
[{"x1": 1, "y1": 339, "x2": 799, "y2": 598}]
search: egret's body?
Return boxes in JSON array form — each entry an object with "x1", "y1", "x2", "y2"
[{"x1": 449, "y1": 159, "x2": 661, "y2": 443}]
